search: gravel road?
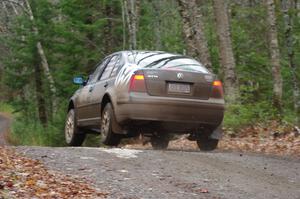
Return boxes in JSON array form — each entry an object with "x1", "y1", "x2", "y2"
[
  {"x1": 1, "y1": 114, "x2": 300, "y2": 199},
  {"x1": 17, "y1": 147, "x2": 300, "y2": 199}
]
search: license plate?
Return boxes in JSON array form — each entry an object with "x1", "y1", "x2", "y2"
[{"x1": 168, "y1": 83, "x2": 191, "y2": 94}]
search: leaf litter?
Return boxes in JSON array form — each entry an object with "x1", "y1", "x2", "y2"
[
  {"x1": 0, "y1": 147, "x2": 108, "y2": 199},
  {"x1": 124, "y1": 120, "x2": 300, "y2": 157}
]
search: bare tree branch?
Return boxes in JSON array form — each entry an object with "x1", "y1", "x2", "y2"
[{"x1": 0, "y1": 0, "x2": 29, "y2": 15}]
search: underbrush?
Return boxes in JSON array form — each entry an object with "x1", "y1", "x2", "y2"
[
  {"x1": 8, "y1": 113, "x2": 66, "y2": 147},
  {"x1": 0, "y1": 102, "x2": 14, "y2": 114},
  {"x1": 223, "y1": 102, "x2": 278, "y2": 132},
  {"x1": 9, "y1": 120, "x2": 64, "y2": 146},
  {"x1": 2, "y1": 100, "x2": 298, "y2": 147}
]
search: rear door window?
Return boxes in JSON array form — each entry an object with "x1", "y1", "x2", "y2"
[
  {"x1": 88, "y1": 58, "x2": 109, "y2": 84},
  {"x1": 110, "y1": 55, "x2": 122, "y2": 77},
  {"x1": 99, "y1": 55, "x2": 118, "y2": 81}
]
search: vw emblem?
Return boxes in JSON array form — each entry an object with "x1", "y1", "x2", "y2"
[{"x1": 177, "y1": 73, "x2": 184, "y2": 79}]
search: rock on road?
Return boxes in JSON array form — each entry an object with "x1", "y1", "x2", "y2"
[{"x1": 1, "y1": 114, "x2": 300, "y2": 199}]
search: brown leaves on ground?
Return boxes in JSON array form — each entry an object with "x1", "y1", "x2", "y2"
[
  {"x1": 220, "y1": 121, "x2": 300, "y2": 156},
  {"x1": 124, "y1": 121, "x2": 300, "y2": 157},
  {"x1": 0, "y1": 147, "x2": 108, "y2": 199}
]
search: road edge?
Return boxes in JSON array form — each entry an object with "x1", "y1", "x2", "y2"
[{"x1": 0, "y1": 112, "x2": 12, "y2": 146}]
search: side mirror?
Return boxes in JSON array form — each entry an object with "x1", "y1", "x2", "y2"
[{"x1": 73, "y1": 76, "x2": 84, "y2": 85}]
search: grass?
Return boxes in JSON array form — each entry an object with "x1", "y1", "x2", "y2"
[
  {"x1": 223, "y1": 101, "x2": 277, "y2": 132},
  {"x1": 0, "y1": 102, "x2": 14, "y2": 115},
  {"x1": 0, "y1": 103, "x2": 67, "y2": 146},
  {"x1": 9, "y1": 118, "x2": 66, "y2": 146}
]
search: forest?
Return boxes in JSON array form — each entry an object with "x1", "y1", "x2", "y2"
[{"x1": 0, "y1": 0, "x2": 299, "y2": 146}]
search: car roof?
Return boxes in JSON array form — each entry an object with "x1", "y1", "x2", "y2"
[{"x1": 115, "y1": 50, "x2": 182, "y2": 56}]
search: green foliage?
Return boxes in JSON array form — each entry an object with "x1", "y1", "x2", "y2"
[
  {"x1": 0, "y1": 103, "x2": 14, "y2": 114},
  {"x1": 10, "y1": 120, "x2": 64, "y2": 146},
  {"x1": 9, "y1": 111, "x2": 66, "y2": 146},
  {"x1": 1, "y1": 0, "x2": 300, "y2": 146},
  {"x1": 224, "y1": 102, "x2": 277, "y2": 131}
]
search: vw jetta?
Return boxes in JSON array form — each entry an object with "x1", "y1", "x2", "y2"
[{"x1": 65, "y1": 51, "x2": 225, "y2": 150}]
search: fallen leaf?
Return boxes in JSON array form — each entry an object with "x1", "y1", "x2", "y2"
[
  {"x1": 6, "y1": 181, "x2": 13, "y2": 188},
  {"x1": 198, "y1": 188, "x2": 209, "y2": 193}
]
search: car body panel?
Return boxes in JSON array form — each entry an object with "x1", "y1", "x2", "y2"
[{"x1": 115, "y1": 92, "x2": 224, "y2": 125}]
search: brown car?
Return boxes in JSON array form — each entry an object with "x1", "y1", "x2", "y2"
[{"x1": 65, "y1": 51, "x2": 225, "y2": 150}]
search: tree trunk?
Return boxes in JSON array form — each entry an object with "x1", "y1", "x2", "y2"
[
  {"x1": 177, "y1": 0, "x2": 212, "y2": 71},
  {"x1": 265, "y1": 0, "x2": 283, "y2": 113},
  {"x1": 282, "y1": 0, "x2": 300, "y2": 123},
  {"x1": 10, "y1": 1, "x2": 19, "y2": 15},
  {"x1": 121, "y1": 0, "x2": 126, "y2": 50},
  {"x1": 103, "y1": 2, "x2": 115, "y2": 54},
  {"x1": 296, "y1": 0, "x2": 300, "y2": 17},
  {"x1": 212, "y1": 0, "x2": 239, "y2": 103},
  {"x1": 34, "y1": 54, "x2": 48, "y2": 126},
  {"x1": 24, "y1": 0, "x2": 57, "y2": 114},
  {"x1": 123, "y1": 0, "x2": 139, "y2": 50},
  {"x1": 152, "y1": 0, "x2": 162, "y2": 50}
]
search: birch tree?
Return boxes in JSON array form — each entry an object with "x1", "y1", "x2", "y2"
[
  {"x1": 24, "y1": 0, "x2": 57, "y2": 114},
  {"x1": 1, "y1": 0, "x2": 57, "y2": 123},
  {"x1": 123, "y1": 0, "x2": 140, "y2": 50},
  {"x1": 212, "y1": 0, "x2": 239, "y2": 103},
  {"x1": 152, "y1": 0, "x2": 162, "y2": 50},
  {"x1": 296, "y1": 0, "x2": 300, "y2": 16},
  {"x1": 177, "y1": 0, "x2": 212, "y2": 71},
  {"x1": 281, "y1": 0, "x2": 300, "y2": 122},
  {"x1": 264, "y1": 0, "x2": 283, "y2": 113}
]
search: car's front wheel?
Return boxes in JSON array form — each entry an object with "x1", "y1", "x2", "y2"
[
  {"x1": 65, "y1": 109, "x2": 86, "y2": 146},
  {"x1": 100, "y1": 103, "x2": 121, "y2": 146}
]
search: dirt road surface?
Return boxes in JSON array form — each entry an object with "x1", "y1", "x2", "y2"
[{"x1": 1, "y1": 114, "x2": 300, "y2": 199}]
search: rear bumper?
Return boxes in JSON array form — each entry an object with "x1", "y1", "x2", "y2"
[{"x1": 115, "y1": 92, "x2": 225, "y2": 127}]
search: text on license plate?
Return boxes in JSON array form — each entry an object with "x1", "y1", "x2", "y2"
[{"x1": 168, "y1": 83, "x2": 191, "y2": 94}]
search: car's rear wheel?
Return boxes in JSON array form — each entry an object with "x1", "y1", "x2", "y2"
[
  {"x1": 65, "y1": 109, "x2": 86, "y2": 146},
  {"x1": 101, "y1": 103, "x2": 121, "y2": 146},
  {"x1": 150, "y1": 135, "x2": 169, "y2": 150},
  {"x1": 196, "y1": 136, "x2": 219, "y2": 151}
]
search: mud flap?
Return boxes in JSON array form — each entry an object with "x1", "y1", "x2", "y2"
[
  {"x1": 111, "y1": 112, "x2": 125, "y2": 134},
  {"x1": 209, "y1": 125, "x2": 223, "y2": 140}
]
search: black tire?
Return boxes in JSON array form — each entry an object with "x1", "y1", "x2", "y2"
[
  {"x1": 196, "y1": 137, "x2": 219, "y2": 151},
  {"x1": 65, "y1": 109, "x2": 86, "y2": 146},
  {"x1": 100, "y1": 103, "x2": 121, "y2": 146},
  {"x1": 150, "y1": 136, "x2": 169, "y2": 150}
]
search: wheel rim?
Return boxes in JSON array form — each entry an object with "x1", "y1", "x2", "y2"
[
  {"x1": 101, "y1": 110, "x2": 111, "y2": 139},
  {"x1": 65, "y1": 112, "x2": 74, "y2": 143}
]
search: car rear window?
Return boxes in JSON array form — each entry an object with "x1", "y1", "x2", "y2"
[{"x1": 127, "y1": 52, "x2": 209, "y2": 73}]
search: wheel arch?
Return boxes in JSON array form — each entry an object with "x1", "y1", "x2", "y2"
[
  {"x1": 68, "y1": 100, "x2": 75, "y2": 112},
  {"x1": 101, "y1": 93, "x2": 114, "y2": 113},
  {"x1": 101, "y1": 93, "x2": 124, "y2": 134}
]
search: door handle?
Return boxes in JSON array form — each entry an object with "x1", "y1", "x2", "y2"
[
  {"x1": 89, "y1": 86, "x2": 94, "y2": 92},
  {"x1": 104, "y1": 82, "x2": 109, "y2": 88}
]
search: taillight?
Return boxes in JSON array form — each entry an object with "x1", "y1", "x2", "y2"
[
  {"x1": 211, "y1": 80, "x2": 223, "y2": 98},
  {"x1": 129, "y1": 74, "x2": 146, "y2": 92}
]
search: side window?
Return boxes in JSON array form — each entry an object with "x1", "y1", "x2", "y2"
[
  {"x1": 110, "y1": 55, "x2": 122, "y2": 77},
  {"x1": 99, "y1": 55, "x2": 118, "y2": 81},
  {"x1": 88, "y1": 58, "x2": 109, "y2": 84}
]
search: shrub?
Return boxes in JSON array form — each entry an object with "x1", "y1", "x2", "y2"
[{"x1": 223, "y1": 101, "x2": 277, "y2": 132}]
